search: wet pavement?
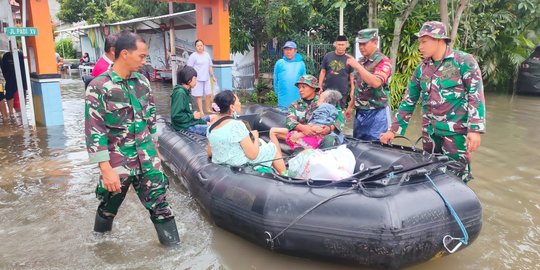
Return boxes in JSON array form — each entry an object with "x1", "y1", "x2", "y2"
[{"x1": 0, "y1": 75, "x2": 538, "y2": 269}]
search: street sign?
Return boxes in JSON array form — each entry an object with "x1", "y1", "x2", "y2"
[{"x1": 6, "y1": 27, "x2": 38, "y2": 37}]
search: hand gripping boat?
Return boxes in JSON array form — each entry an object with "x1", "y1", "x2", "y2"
[{"x1": 157, "y1": 105, "x2": 482, "y2": 269}]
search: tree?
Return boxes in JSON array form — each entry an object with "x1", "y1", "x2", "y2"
[
  {"x1": 55, "y1": 38, "x2": 77, "y2": 59},
  {"x1": 460, "y1": 0, "x2": 539, "y2": 92},
  {"x1": 57, "y1": 0, "x2": 193, "y2": 24},
  {"x1": 368, "y1": 0, "x2": 377, "y2": 28},
  {"x1": 448, "y1": 0, "x2": 468, "y2": 47},
  {"x1": 440, "y1": 0, "x2": 449, "y2": 27},
  {"x1": 388, "y1": 0, "x2": 419, "y2": 77}
]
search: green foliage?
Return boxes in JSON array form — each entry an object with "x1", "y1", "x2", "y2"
[
  {"x1": 460, "y1": 0, "x2": 540, "y2": 93},
  {"x1": 58, "y1": 0, "x2": 193, "y2": 24},
  {"x1": 230, "y1": 0, "x2": 368, "y2": 54},
  {"x1": 264, "y1": 90, "x2": 278, "y2": 106},
  {"x1": 235, "y1": 80, "x2": 277, "y2": 106},
  {"x1": 377, "y1": 0, "x2": 436, "y2": 109},
  {"x1": 259, "y1": 58, "x2": 274, "y2": 74},
  {"x1": 253, "y1": 78, "x2": 276, "y2": 104},
  {"x1": 55, "y1": 38, "x2": 77, "y2": 59}
]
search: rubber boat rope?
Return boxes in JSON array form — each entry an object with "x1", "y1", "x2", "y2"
[
  {"x1": 425, "y1": 174, "x2": 469, "y2": 253},
  {"x1": 265, "y1": 185, "x2": 358, "y2": 250}
]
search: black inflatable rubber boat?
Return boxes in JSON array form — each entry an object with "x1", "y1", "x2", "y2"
[{"x1": 157, "y1": 105, "x2": 482, "y2": 269}]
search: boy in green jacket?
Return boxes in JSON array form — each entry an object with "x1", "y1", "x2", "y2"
[{"x1": 171, "y1": 66, "x2": 210, "y2": 135}]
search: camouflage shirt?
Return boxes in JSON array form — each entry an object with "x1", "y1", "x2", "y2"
[
  {"x1": 391, "y1": 48, "x2": 486, "y2": 136},
  {"x1": 85, "y1": 71, "x2": 162, "y2": 177},
  {"x1": 354, "y1": 50, "x2": 392, "y2": 110},
  {"x1": 285, "y1": 95, "x2": 345, "y2": 131},
  {"x1": 286, "y1": 96, "x2": 320, "y2": 131}
]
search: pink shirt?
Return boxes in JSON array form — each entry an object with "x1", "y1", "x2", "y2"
[{"x1": 91, "y1": 55, "x2": 113, "y2": 77}]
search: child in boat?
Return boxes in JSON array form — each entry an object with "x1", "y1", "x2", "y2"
[
  {"x1": 170, "y1": 66, "x2": 212, "y2": 136},
  {"x1": 271, "y1": 89, "x2": 342, "y2": 150}
]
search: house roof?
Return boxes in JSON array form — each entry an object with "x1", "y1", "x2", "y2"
[{"x1": 55, "y1": 10, "x2": 196, "y2": 34}]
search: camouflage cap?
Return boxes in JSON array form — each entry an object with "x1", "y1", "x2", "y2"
[
  {"x1": 357, "y1": 28, "x2": 379, "y2": 43},
  {"x1": 415, "y1": 21, "x2": 450, "y2": 40},
  {"x1": 295, "y1": 74, "x2": 319, "y2": 89}
]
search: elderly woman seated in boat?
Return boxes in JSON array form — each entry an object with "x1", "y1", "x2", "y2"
[
  {"x1": 170, "y1": 66, "x2": 212, "y2": 136},
  {"x1": 206, "y1": 90, "x2": 287, "y2": 174},
  {"x1": 270, "y1": 89, "x2": 342, "y2": 150},
  {"x1": 273, "y1": 75, "x2": 344, "y2": 148}
]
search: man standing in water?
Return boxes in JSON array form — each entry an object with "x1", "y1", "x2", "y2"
[
  {"x1": 273, "y1": 41, "x2": 306, "y2": 109},
  {"x1": 318, "y1": 35, "x2": 354, "y2": 108},
  {"x1": 85, "y1": 31, "x2": 180, "y2": 246},
  {"x1": 380, "y1": 21, "x2": 486, "y2": 182},
  {"x1": 91, "y1": 33, "x2": 118, "y2": 77},
  {"x1": 346, "y1": 28, "x2": 393, "y2": 140}
]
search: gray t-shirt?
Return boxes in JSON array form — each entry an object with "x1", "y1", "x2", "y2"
[{"x1": 321, "y1": 52, "x2": 352, "y2": 96}]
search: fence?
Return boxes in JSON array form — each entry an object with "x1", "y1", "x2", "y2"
[{"x1": 233, "y1": 62, "x2": 256, "y2": 90}]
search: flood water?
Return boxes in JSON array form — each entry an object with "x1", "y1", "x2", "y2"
[{"x1": 0, "y1": 75, "x2": 538, "y2": 269}]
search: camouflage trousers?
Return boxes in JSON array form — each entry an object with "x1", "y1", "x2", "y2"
[
  {"x1": 96, "y1": 169, "x2": 174, "y2": 223},
  {"x1": 422, "y1": 131, "x2": 472, "y2": 182}
]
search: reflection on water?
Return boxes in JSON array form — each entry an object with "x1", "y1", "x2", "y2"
[{"x1": 0, "y1": 75, "x2": 538, "y2": 269}]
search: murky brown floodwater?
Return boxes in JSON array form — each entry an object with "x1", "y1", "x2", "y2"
[{"x1": 0, "y1": 74, "x2": 538, "y2": 269}]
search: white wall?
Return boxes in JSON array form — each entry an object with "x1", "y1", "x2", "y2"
[
  {"x1": 231, "y1": 47, "x2": 254, "y2": 76},
  {"x1": 140, "y1": 29, "x2": 197, "y2": 70},
  {"x1": 0, "y1": 2, "x2": 9, "y2": 51}
]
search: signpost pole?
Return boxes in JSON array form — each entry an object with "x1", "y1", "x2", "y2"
[
  {"x1": 5, "y1": 0, "x2": 29, "y2": 126},
  {"x1": 21, "y1": 0, "x2": 37, "y2": 128}
]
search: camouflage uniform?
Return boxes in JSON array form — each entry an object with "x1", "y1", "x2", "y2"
[
  {"x1": 85, "y1": 70, "x2": 173, "y2": 223},
  {"x1": 286, "y1": 75, "x2": 345, "y2": 146},
  {"x1": 286, "y1": 95, "x2": 320, "y2": 131},
  {"x1": 389, "y1": 21, "x2": 486, "y2": 181},
  {"x1": 353, "y1": 29, "x2": 393, "y2": 140}
]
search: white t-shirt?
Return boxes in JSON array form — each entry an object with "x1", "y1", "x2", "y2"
[{"x1": 187, "y1": 51, "x2": 212, "y2": 81}]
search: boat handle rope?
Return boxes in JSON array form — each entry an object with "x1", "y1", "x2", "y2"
[
  {"x1": 264, "y1": 185, "x2": 357, "y2": 250},
  {"x1": 425, "y1": 174, "x2": 469, "y2": 253}
]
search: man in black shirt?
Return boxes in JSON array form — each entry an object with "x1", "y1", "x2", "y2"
[{"x1": 318, "y1": 35, "x2": 354, "y2": 108}]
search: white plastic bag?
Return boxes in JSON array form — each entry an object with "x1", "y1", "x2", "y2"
[
  {"x1": 211, "y1": 79, "x2": 220, "y2": 95},
  {"x1": 288, "y1": 145, "x2": 355, "y2": 180}
]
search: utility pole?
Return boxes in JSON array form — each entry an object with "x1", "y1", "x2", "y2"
[
  {"x1": 21, "y1": 0, "x2": 36, "y2": 128},
  {"x1": 339, "y1": 7, "x2": 344, "y2": 35},
  {"x1": 169, "y1": 1, "x2": 177, "y2": 86}
]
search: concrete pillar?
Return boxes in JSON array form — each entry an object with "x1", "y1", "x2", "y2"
[{"x1": 193, "y1": 0, "x2": 233, "y2": 91}]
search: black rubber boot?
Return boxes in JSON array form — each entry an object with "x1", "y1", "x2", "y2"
[
  {"x1": 154, "y1": 218, "x2": 181, "y2": 247},
  {"x1": 93, "y1": 212, "x2": 114, "y2": 233}
]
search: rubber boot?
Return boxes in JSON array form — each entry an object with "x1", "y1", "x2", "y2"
[
  {"x1": 154, "y1": 218, "x2": 181, "y2": 247},
  {"x1": 93, "y1": 212, "x2": 114, "y2": 233}
]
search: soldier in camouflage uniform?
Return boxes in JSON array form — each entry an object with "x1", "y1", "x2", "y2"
[
  {"x1": 284, "y1": 75, "x2": 344, "y2": 147},
  {"x1": 346, "y1": 28, "x2": 393, "y2": 140},
  {"x1": 85, "y1": 31, "x2": 180, "y2": 246},
  {"x1": 380, "y1": 21, "x2": 486, "y2": 182}
]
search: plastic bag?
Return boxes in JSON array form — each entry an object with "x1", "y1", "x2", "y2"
[
  {"x1": 288, "y1": 145, "x2": 355, "y2": 180},
  {"x1": 211, "y1": 79, "x2": 220, "y2": 95}
]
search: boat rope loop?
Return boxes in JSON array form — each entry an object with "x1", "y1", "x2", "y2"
[
  {"x1": 425, "y1": 174, "x2": 469, "y2": 254},
  {"x1": 264, "y1": 185, "x2": 358, "y2": 250}
]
